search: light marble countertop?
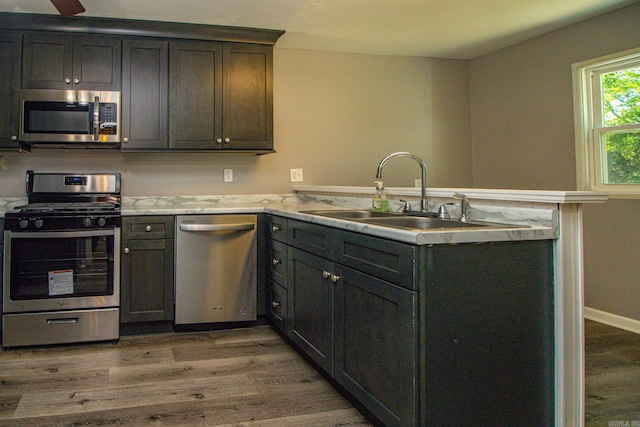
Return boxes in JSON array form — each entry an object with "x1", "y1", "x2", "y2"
[{"x1": 2, "y1": 185, "x2": 608, "y2": 245}]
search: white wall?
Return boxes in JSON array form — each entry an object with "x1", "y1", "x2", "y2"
[{"x1": 0, "y1": 49, "x2": 472, "y2": 197}]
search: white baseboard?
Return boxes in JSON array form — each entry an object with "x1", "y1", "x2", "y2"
[{"x1": 584, "y1": 307, "x2": 640, "y2": 334}]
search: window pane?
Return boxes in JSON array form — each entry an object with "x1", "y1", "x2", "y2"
[
  {"x1": 602, "y1": 131, "x2": 640, "y2": 184},
  {"x1": 602, "y1": 67, "x2": 640, "y2": 127}
]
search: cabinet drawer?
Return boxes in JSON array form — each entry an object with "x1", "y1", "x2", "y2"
[
  {"x1": 266, "y1": 239, "x2": 288, "y2": 287},
  {"x1": 122, "y1": 216, "x2": 175, "y2": 239},
  {"x1": 266, "y1": 279, "x2": 287, "y2": 333},
  {"x1": 266, "y1": 215, "x2": 288, "y2": 243},
  {"x1": 288, "y1": 219, "x2": 333, "y2": 259},
  {"x1": 334, "y1": 229, "x2": 417, "y2": 290}
]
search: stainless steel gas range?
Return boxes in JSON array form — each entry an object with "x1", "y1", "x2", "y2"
[{"x1": 2, "y1": 170, "x2": 121, "y2": 347}]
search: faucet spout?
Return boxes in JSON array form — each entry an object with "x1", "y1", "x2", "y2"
[{"x1": 375, "y1": 152, "x2": 428, "y2": 212}]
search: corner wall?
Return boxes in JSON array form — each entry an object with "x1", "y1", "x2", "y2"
[{"x1": 469, "y1": 3, "x2": 640, "y2": 321}]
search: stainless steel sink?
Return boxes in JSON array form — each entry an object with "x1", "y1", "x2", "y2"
[
  {"x1": 359, "y1": 216, "x2": 487, "y2": 230},
  {"x1": 300, "y1": 209, "x2": 525, "y2": 231},
  {"x1": 300, "y1": 209, "x2": 401, "y2": 219}
]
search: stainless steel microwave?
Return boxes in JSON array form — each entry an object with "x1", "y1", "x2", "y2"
[{"x1": 20, "y1": 89, "x2": 120, "y2": 148}]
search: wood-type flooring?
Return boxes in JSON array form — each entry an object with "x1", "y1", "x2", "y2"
[
  {"x1": 585, "y1": 319, "x2": 640, "y2": 426},
  {"x1": 0, "y1": 325, "x2": 372, "y2": 426},
  {"x1": 1, "y1": 320, "x2": 637, "y2": 426}
]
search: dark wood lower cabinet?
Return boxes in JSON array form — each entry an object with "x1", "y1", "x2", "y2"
[
  {"x1": 265, "y1": 215, "x2": 555, "y2": 427},
  {"x1": 334, "y1": 265, "x2": 418, "y2": 427},
  {"x1": 120, "y1": 238, "x2": 174, "y2": 323},
  {"x1": 288, "y1": 247, "x2": 334, "y2": 375},
  {"x1": 120, "y1": 216, "x2": 175, "y2": 324}
]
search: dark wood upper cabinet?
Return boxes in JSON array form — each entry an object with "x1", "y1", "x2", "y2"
[
  {"x1": 121, "y1": 39, "x2": 169, "y2": 151},
  {"x1": 0, "y1": 32, "x2": 21, "y2": 150},
  {"x1": 169, "y1": 41, "x2": 274, "y2": 152},
  {"x1": 22, "y1": 33, "x2": 121, "y2": 90},
  {"x1": 223, "y1": 43, "x2": 273, "y2": 150},
  {"x1": 0, "y1": 12, "x2": 283, "y2": 153},
  {"x1": 22, "y1": 33, "x2": 122, "y2": 90},
  {"x1": 169, "y1": 41, "x2": 223, "y2": 150}
]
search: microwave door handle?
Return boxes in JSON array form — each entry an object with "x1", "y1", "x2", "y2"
[{"x1": 93, "y1": 96, "x2": 100, "y2": 141}]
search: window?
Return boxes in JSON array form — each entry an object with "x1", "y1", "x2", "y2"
[{"x1": 573, "y1": 48, "x2": 640, "y2": 195}]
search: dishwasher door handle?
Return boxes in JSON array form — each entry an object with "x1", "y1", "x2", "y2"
[{"x1": 179, "y1": 223, "x2": 255, "y2": 232}]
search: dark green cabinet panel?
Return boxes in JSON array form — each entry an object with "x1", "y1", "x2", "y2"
[
  {"x1": 223, "y1": 43, "x2": 273, "y2": 150},
  {"x1": 421, "y1": 240, "x2": 554, "y2": 426},
  {"x1": 266, "y1": 238, "x2": 288, "y2": 287},
  {"x1": 22, "y1": 33, "x2": 121, "y2": 90},
  {"x1": 120, "y1": 238, "x2": 174, "y2": 323},
  {"x1": 169, "y1": 41, "x2": 274, "y2": 151},
  {"x1": 334, "y1": 264, "x2": 418, "y2": 427},
  {"x1": 266, "y1": 279, "x2": 287, "y2": 332},
  {"x1": 287, "y1": 219, "x2": 333, "y2": 259},
  {"x1": 169, "y1": 41, "x2": 223, "y2": 150},
  {"x1": 333, "y1": 229, "x2": 416, "y2": 290},
  {"x1": 0, "y1": 32, "x2": 21, "y2": 149},
  {"x1": 288, "y1": 247, "x2": 334, "y2": 374},
  {"x1": 120, "y1": 216, "x2": 175, "y2": 323},
  {"x1": 121, "y1": 39, "x2": 169, "y2": 151}
]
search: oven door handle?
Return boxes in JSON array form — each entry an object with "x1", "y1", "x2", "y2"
[
  {"x1": 47, "y1": 317, "x2": 79, "y2": 325},
  {"x1": 9, "y1": 229, "x2": 117, "y2": 239}
]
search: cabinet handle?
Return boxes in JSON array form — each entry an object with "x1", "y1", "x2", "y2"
[
  {"x1": 272, "y1": 301, "x2": 280, "y2": 308},
  {"x1": 123, "y1": 247, "x2": 130, "y2": 254},
  {"x1": 74, "y1": 78, "x2": 80, "y2": 84},
  {"x1": 272, "y1": 258, "x2": 281, "y2": 265},
  {"x1": 145, "y1": 225, "x2": 152, "y2": 232},
  {"x1": 224, "y1": 138, "x2": 231, "y2": 144},
  {"x1": 322, "y1": 270, "x2": 331, "y2": 279},
  {"x1": 64, "y1": 78, "x2": 71, "y2": 84},
  {"x1": 123, "y1": 137, "x2": 129, "y2": 143},
  {"x1": 271, "y1": 225, "x2": 281, "y2": 232},
  {"x1": 216, "y1": 138, "x2": 223, "y2": 144},
  {"x1": 330, "y1": 274, "x2": 340, "y2": 283},
  {"x1": 11, "y1": 135, "x2": 17, "y2": 141}
]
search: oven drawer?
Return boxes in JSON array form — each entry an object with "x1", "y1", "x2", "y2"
[
  {"x1": 2, "y1": 308, "x2": 120, "y2": 347},
  {"x1": 122, "y1": 216, "x2": 174, "y2": 239}
]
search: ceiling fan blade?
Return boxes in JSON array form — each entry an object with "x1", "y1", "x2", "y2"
[{"x1": 50, "y1": 0, "x2": 86, "y2": 17}]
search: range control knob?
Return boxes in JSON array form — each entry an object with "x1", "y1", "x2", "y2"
[
  {"x1": 83, "y1": 217, "x2": 93, "y2": 227},
  {"x1": 19, "y1": 219, "x2": 29, "y2": 229},
  {"x1": 34, "y1": 219, "x2": 44, "y2": 229},
  {"x1": 97, "y1": 217, "x2": 107, "y2": 227}
]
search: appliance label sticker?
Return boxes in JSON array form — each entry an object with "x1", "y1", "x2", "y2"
[{"x1": 48, "y1": 270, "x2": 74, "y2": 296}]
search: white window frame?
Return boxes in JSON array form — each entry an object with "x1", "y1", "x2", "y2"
[{"x1": 572, "y1": 47, "x2": 640, "y2": 197}]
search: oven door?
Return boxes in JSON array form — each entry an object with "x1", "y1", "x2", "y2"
[{"x1": 3, "y1": 228, "x2": 120, "y2": 313}]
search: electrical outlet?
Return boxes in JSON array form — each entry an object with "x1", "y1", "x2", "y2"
[
  {"x1": 290, "y1": 168, "x2": 303, "y2": 182},
  {"x1": 223, "y1": 168, "x2": 233, "y2": 183}
]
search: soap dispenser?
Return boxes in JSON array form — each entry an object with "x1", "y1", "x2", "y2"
[{"x1": 372, "y1": 181, "x2": 389, "y2": 212}]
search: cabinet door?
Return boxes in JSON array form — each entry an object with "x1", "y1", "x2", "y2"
[
  {"x1": 0, "y1": 32, "x2": 21, "y2": 149},
  {"x1": 120, "y1": 239, "x2": 174, "y2": 323},
  {"x1": 288, "y1": 247, "x2": 333, "y2": 374},
  {"x1": 73, "y1": 36, "x2": 121, "y2": 90},
  {"x1": 22, "y1": 33, "x2": 120, "y2": 90},
  {"x1": 222, "y1": 43, "x2": 273, "y2": 150},
  {"x1": 22, "y1": 33, "x2": 73, "y2": 89},
  {"x1": 169, "y1": 41, "x2": 223, "y2": 150},
  {"x1": 121, "y1": 39, "x2": 169, "y2": 150},
  {"x1": 334, "y1": 265, "x2": 418, "y2": 427}
]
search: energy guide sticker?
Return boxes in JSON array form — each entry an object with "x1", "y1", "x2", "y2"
[{"x1": 48, "y1": 270, "x2": 74, "y2": 296}]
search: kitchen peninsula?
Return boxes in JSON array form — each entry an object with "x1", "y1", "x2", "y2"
[{"x1": 0, "y1": 186, "x2": 608, "y2": 426}]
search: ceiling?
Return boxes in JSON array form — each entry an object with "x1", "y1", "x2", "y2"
[{"x1": 0, "y1": 0, "x2": 637, "y2": 59}]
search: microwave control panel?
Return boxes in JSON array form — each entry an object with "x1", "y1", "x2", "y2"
[{"x1": 99, "y1": 103, "x2": 118, "y2": 135}]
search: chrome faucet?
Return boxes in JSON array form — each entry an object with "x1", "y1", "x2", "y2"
[
  {"x1": 376, "y1": 152, "x2": 428, "y2": 213},
  {"x1": 453, "y1": 192, "x2": 469, "y2": 222}
]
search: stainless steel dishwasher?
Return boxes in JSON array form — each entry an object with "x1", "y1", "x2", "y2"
[{"x1": 175, "y1": 214, "x2": 257, "y2": 325}]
